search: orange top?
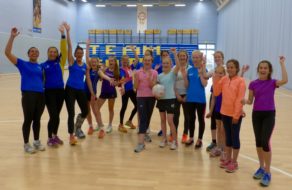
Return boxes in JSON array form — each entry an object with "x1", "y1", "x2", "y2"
[{"x1": 213, "y1": 75, "x2": 246, "y2": 119}]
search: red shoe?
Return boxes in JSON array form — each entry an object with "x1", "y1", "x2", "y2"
[
  {"x1": 98, "y1": 129, "x2": 105, "y2": 139},
  {"x1": 181, "y1": 134, "x2": 188, "y2": 144},
  {"x1": 87, "y1": 126, "x2": 94, "y2": 135},
  {"x1": 220, "y1": 160, "x2": 231, "y2": 169},
  {"x1": 168, "y1": 135, "x2": 173, "y2": 143},
  {"x1": 225, "y1": 162, "x2": 238, "y2": 173}
]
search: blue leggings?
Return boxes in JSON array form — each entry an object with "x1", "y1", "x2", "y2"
[
  {"x1": 137, "y1": 97, "x2": 156, "y2": 134},
  {"x1": 222, "y1": 115, "x2": 242, "y2": 149}
]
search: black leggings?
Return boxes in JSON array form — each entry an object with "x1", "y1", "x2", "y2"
[
  {"x1": 185, "y1": 102, "x2": 206, "y2": 139},
  {"x1": 252, "y1": 111, "x2": 275, "y2": 152},
  {"x1": 173, "y1": 96, "x2": 188, "y2": 134},
  {"x1": 21, "y1": 92, "x2": 45, "y2": 144},
  {"x1": 119, "y1": 89, "x2": 137, "y2": 124},
  {"x1": 45, "y1": 89, "x2": 65, "y2": 138},
  {"x1": 209, "y1": 94, "x2": 216, "y2": 130},
  {"x1": 65, "y1": 86, "x2": 89, "y2": 134},
  {"x1": 137, "y1": 97, "x2": 156, "y2": 134}
]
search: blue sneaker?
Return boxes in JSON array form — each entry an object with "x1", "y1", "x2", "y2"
[
  {"x1": 260, "y1": 172, "x2": 271, "y2": 187},
  {"x1": 157, "y1": 130, "x2": 163, "y2": 136},
  {"x1": 253, "y1": 167, "x2": 265, "y2": 179}
]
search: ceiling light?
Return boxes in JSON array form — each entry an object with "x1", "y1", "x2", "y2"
[
  {"x1": 127, "y1": 4, "x2": 137, "y2": 7},
  {"x1": 96, "y1": 4, "x2": 106, "y2": 7},
  {"x1": 175, "y1": 4, "x2": 186, "y2": 7},
  {"x1": 143, "y1": 4, "x2": 153, "y2": 7},
  {"x1": 81, "y1": 0, "x2": 87, "y2": 2},
  {"x1": 200, "y1": 0, "x2": 204, "y2": 2}
]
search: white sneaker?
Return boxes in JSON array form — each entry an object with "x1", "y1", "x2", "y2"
[
  {"x1": 33, "y1": 140, "x2": 46, "y2": 151},
  {"x1": 159, "y1": 140, "x2": 167, "y2": 148},
  {"x1": 106, "y1": 125, "x2": 113, "y2": 133},
  {"x1": 24, "y1": 143, "x2": 37, "y2": 154},
  {"x1": 170, "y1": 141, "x2": 177, "y2": 150}
]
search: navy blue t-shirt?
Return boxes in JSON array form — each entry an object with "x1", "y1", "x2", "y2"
[
  {"x1": 84, "y1": 69, "x2": 99, "y2": 95},
  {"x1": 41, "y1": 60, "x2": 64, "y2": 89},
  {"x1": 66, "y1": 62, "x2": 87, "y2": 90},
  {"x1": 15, "y1": 59, "x2": 44, "y2": 93}
]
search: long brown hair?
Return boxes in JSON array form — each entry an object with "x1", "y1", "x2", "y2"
[{"x1": 109, "y1": 56, "x2": 120, "y2": 80}]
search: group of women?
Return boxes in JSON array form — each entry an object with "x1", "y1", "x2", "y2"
[{"x1": 4, "y1": 22, "x2": 288, "y2": 187}]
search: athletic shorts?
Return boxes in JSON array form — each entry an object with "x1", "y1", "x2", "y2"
[
  {"x1": 156, "y1": 99, "x2": 176, "y2": 114},
  {"x1": 99, "y1": 91, "x2": 117, "y2": 99}
]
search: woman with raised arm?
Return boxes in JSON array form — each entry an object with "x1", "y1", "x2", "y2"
[
  {"x1": 41, "y1": 23, "x2": 67, "y2": 147},
  {"x1": 173, "y1": 50, "x2": 191, "y2": 143},
  {"x1": 5, "y1": 27, "x2": 45, "y2": 154},
  {"x1": 63, "y1": 23, "x2": 89, "y2": 145},
  {"x1": 182, "y1": 51, "x2": 208, "y2": 149},
  {"x1": 242, "y1": 56, "x2": 288, "y2": 186}
]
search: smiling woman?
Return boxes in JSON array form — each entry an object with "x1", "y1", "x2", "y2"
[{"x1": 4, "y1": 27, "x2": 46, "y2": 154}]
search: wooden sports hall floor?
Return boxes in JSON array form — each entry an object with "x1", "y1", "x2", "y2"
[{"x1": 0, "y1": 73, "x2": 291, "y2": 190}]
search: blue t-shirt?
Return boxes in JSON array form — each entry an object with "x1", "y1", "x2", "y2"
[
  {"x1": 131, "y1": 62, "x2": 143, "y2": 71},
  {"x1": 15, "y1": 59, "x2": 44, "y2": 93},
  {"x1": 152, "y1": 62, "x2": 163, "y2": 74},
  {"x1": 66, "y1": 62, "x2": 87, "y2": 90},
  {"x1": 41, "y1": 60, "x2": 64, "y2": 89},
  {"x1": 121, "y1": 67, "x2": 134, "y2": 91},
  {"x1": 186, "y1": 67, "x2": 206, "y2": 103},
  {"x1": 84, "y1": 69, "x2": 99, "y2": 95}
]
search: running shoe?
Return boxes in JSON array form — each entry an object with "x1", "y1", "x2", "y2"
[
  {"x1": 98, "y1": 129, "x2": 105, "y2": 139},
  {"x1": 33, "y1": 140, "x2": 46, "y2": 151},
  {"x1": 53, "y1": 136, "x2": 64, "y2": 145},
  {"x1": 225, "y1": 162, "x2": 238, "y2": 173},
  {"x1": 125, "y1": 120, "x2": 136, "y2": 129},
  {"x1": 195, "y1": 140, "x2": 203, "y2": 149},
  {"x1": 144, "y1": 134, "x2": 152, "y2": 142},
  {"x1": 87, "y1": 126, "x2": 94, "y2": 135},
  {"x1": 69, "y1": 136, "x2": 77, "y2": 145},
  {"x1": 75, "y1": 128, "x2": 86, "y2": 139},
  {"x1": 118, "y1": 124, "x2": 128, "y2": 133},
  {"x1": 220, "y1": 160, "x2": 231, "y2": 169},
  {"x1": 134, "y1": 144, "x2": 145, "y2": 153},
  {"x1": 181, "y1": 134, "x2": 188, "y2": 144},
  {"x1": 206, "y1": 142, "x2": 216, "y2": 152},
  {"x1": 106, "y1": 125, "x2": 113, "y2": 133},
  {"x1": 24, "y1": 143, "x2": 37, "y2": 154},
  {"x1": 209, "y1": 147, "x2": 221, "y2": 157},
  {"x1": 47, "y1": 138, "x2": 58, "y2": 147},
  {"x1": 157, "y1": 130, "x2": 163, "y2": 136},
  {"x1": 253, "y1": 167, "x2": 265, "y2": 180},
  {"x1": 159, "y1": 139, "x2": 167, "y2": 148},
  {"x1": 170, "y1": 140, "x2": 178, "y2": 150},
  {"x1": 260, "y1": 172, "x2": 271, "y2": 187}
]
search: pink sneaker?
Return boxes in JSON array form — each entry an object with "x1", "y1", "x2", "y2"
[
  {"x1": 219, "y1": 160, "x2": 231, "y2": 169},
  {"x1": 225, "y1": 162, "x2": 238, "y2": 173}
]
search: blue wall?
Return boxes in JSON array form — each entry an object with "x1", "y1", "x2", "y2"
[
  {"x1": 76, "y1": 1, "x2": 218, "y2": 44},
  {"x1": 217, "y1": 0, "x2": 292, "y2": 89}
]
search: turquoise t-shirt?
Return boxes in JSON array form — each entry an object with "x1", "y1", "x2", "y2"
[{"x1": 157, "y1": 70, "x2": 176, "y2": 99}]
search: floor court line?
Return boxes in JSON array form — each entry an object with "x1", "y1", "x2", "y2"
[{"x1": 0, "y1": 119, "x2": 292, "y2": 178}]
